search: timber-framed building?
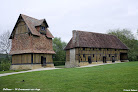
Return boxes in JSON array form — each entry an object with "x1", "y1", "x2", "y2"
[
  {"x1": 9, "y1": 14, "x2": 55, "y2": 70},
  {"x1": 64, "y1": 30, "x2": 129, "y2": 68}
]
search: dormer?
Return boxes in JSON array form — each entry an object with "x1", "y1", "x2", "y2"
[{"x1": 35, "y1": 20, "x2": 48, "y2": 35}]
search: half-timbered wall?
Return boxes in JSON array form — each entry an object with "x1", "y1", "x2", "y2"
[
  {"x1": 66, "y1": 50, "x2": 70, "y2": 61},
  {"x1": 12, "y1": 54, "x2": 31, "y2": 64},
  {"x1": 75, "y1": 47, "x2": 128, "y2": 63},
  {"x1": 33, "y1": 54, "x2": 53, "y2": 64},
  {"x1": 12, "y1": 54, "x2": 53, "y2": 64},
  {"x1": 15, "y1": 21, "x2": 28, "y2": 34}
]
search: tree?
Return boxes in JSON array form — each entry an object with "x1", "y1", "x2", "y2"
[
  {"x1": 53, "y1": 37, "x2": 67, "y2": 61},
  {"x1": 107, "y1": 29, "x2": 138, "y2": 61},
  {"x1": 0, "y1": 31, "x2": 11, "y2": 54}
]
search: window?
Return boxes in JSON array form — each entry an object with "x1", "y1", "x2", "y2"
[
  {"x1": 83, "y1": 48, "x2": 85, "y2": 50},
  {"x1": 41, "y1": 26, "x2": 45, "y2": 30},
  {"x1": 109, "y1": 54, "x2": 110, "y2": 57},
  {"x1": 93, "y1": 54, "x2": 94, "y2": 57}
]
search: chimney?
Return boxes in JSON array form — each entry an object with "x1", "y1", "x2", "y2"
[{"x1": 72, "y1": 30, "x2": 77, "y2": 45}]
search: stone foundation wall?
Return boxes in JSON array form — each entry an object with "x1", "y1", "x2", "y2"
[
  {"x1": 65, "y1": 60, "x2": 79, "y2": 68},
  {"x1": 10, "y1": 63, "x2": 55, "y2": 70},
  {"x1": 120, "y1": 60, "x2": 129, "y2": 62},
  {"x1": 10, "y1": 64, "x2": 42, "y2": 70},
  {"x1": 45, "y1": 64, "x2": 55, "y2": 68},
  {"x1": 65, "y1": 60, "x2": 124, "y2": 68},
  {"x1": 79, "y1": 62, "x2": 89, "y2": 66},
  {"x1": 115, "y1": 60, "x2": 121, "y2": 63}
]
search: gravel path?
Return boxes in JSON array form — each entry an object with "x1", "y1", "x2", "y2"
[{"x1": 0, "y1": 68, "x2": 61, "y2": 77}]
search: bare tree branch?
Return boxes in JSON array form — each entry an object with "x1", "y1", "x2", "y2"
[{"x1": 0, "y1": 31, "x2": 11, "y2": 54}]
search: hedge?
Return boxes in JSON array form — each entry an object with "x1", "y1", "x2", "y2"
[
  {"x1": 53, "y1": 61, "x2": 65, "y2": 66},
  {"x1": 0, "y1": 58, "x2": 11, "y2": 71}
]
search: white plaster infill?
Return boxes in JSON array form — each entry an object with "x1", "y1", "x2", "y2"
[{"x1": 0, "y1": 68, "x2": 61, "y2": 77}]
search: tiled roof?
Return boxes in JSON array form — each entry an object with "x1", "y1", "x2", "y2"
[
  {"x1": 10, "y1": 14, "x2": 54, "y2": 38},
  {"x1": 64, "y1": 30, "x2": 129, "y2": 50},
  {"x1": 10, "y1": 50, "x2": 55, "y2": 55}
]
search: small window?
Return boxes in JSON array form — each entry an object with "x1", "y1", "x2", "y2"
[
  {"x1": 83, "y1": 48, "x2": 85, "y2": 50},
  {"x1": 93, "y1": 54, "x2": 94, "y2": 57},
  {"x1": 115, "y1": 49, "x2": 116, "y2": 51},
  {"x1": 99, "y1": 48, "x2": 101, "y2": 50},
  {"x1": 93, "y1": 48, "x2": 94, "y2": 50},
  {"x1": 41, "y1": 26, "x2": 45, "y2": 30},
  {"x1": 109, "y1": 54, "x2": 110, "y2": 57}
]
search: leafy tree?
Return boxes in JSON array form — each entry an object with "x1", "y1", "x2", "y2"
[
  {"x1": 53, "y1": 37, "x2": 67, "y2": 61},
  {"x1": 107, "y1": 29, "x2": 138, "y2": 61}
]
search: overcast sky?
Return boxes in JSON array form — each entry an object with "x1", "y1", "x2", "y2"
[{"x1": 0, "y1": 0, "x2": 138, "y2": 42}]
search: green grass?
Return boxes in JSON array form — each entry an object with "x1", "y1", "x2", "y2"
[{"x1": 0, "y1": 62, "x2": 138, "y2": 92}]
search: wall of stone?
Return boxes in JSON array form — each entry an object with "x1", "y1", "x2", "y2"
[
  {"x1": 65, "y1": 49, "x2": 80, "y2": 68},
  {"x1": 10, "y1": 64, "x2": 42, "y2": 70}
]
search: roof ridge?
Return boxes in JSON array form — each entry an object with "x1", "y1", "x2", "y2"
[
  {"x1": 64, "y1": 30, "x2": 129, "y2": 50},
  {"x1": 20, "y1": 14, "x2": 40, "y2": 21},
  {"x1": 74, "y1": 30, "x2": 115, "y2": 36}
]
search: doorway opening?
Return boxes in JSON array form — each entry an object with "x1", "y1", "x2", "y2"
[
  {"x1": 103, "y1": 56, "x2": 106, "y2": 63},
  {"x1": 120, "y1": 53, "x2": 128, "y2": 60},
  {"x1": 88, "y1": 56, "x2": 92, "y2": 64},
  {"x1": 112, "y1": 56, "x2": 115, "y2": 63},
  {"x1": 41, "y1": 56, "x2": 46, "y2": 66}
]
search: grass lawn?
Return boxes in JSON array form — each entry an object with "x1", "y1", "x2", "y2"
[{"x1": 0, "y1": 62, "x2": 138, "y2": 92}]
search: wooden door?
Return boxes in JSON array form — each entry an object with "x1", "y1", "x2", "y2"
[
  {"x1": 41, "y1": 56, "x2": 46, "y2": 66},
  {"x1": 103, "y1": 56, "x2": 106, "y2": 63},
  {"x1": 112, "y1": 56, "x2": 115, "y2": 63},
  {"x1": 88, "y1": 56, "x2": 92, "y2": 64}
]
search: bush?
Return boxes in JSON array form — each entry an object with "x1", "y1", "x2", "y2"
[
  {"x1": 0, "y1": 58, "x2": 11, "y2": 71},
  {"x1": 53, "y1": 61, "x2": 65, "y2": 66}
]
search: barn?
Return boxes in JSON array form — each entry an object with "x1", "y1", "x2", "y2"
[
  {"x1": 64, "y1": 30, "x2": 129, "y2": 68},
  {"x1": 9, "y1": 14, "x2": 55, "y2": 70}
]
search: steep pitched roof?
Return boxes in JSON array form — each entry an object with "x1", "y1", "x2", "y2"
[
  {"x1": 64, "y1": 30, "x2": 129, "y2": 50},
  {"x1": 10, "y1": 14, "x2": 54, "y2": 39}
]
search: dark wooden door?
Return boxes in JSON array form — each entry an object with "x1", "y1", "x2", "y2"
[
  {"x1": 41, "y1": 56, "x2": 46, "y2": 66},
  {"x1": 88, "y1": 56, "x2": 92, "y2": 64},
  {"x1": 103, "y1": 56, "x2": 106, "y2": 63},
  {"x1": 112, "y1": 56, "x2": 115, "y2": 63}
]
